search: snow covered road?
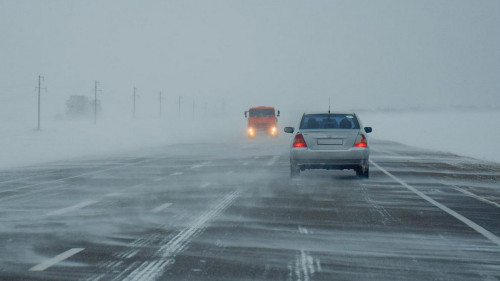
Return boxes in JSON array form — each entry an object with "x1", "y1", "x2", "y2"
[{"x1": 1, "y1": 138, "x2": 499, "y2": 281}]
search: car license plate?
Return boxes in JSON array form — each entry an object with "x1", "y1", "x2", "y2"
[{"x1": 317, "y1": 138, "x2": 343, "y2": 145}]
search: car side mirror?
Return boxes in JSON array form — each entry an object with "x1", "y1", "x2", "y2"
[
  {"x1": 244, "y1": 111, "x2": 248, "y2": 118},
  {"x1": 277, "y1": 110, "x2": 280, "y2": 117},
  {"x1": 284, "y1": 127, "x2": 294, "y2": 134},
  {"x1": 364, "y1": 127, "x2": 372, "y2": 133}
]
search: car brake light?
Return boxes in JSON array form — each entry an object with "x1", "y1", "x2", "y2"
[
  {"x1": 354, "y1": 134, "x2": 367, "y2": 147},
  {"x1": 293, "y1": 133, "x2": 307, "y2": 147}
]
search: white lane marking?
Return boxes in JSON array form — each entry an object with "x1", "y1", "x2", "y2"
[
  {"x1": 315, "y1": 259, "x2": 322, "y2": 273},
  {"x1": 191, "y1": 162, "x2": 210, "y2": 169},
  {"x1": 87, "y1": 274, "x2": 105, "y2": 281},
  {"x1": 169, "y1": 172, "x2": 183, "y2": 176},
  {"x1": 290, "y1": 250, "x2": 320, "y2": 281},
  {"x1": 200, "y1": 183, "x2": 211, "y2": 189},
  {"x1": 448, "y1": 184, "x2": 500, "y2": 208},
  {"x1": 153, "y1": 177, "x2": 164, "y2": 182},
  {"x1": 294, "y1": 225, "x2": 322, "y2": 281},
  {"x1": 298, "y1": 226, "x2": 310, "y2": 235},
  {"x1": 371, "y1": 160, "x2": 500, "y2": 247},
  {"x1": 46, "y1": 201, "x2": 97, "y2": 216},
  {"x1": 125, "y1": 260, "x2": 172, "y2": 281},
  {"x1": 29, "y1": 248, "x2": 84, "y2": 271},
  {"x1": 152, "y1": 203, "x2": 173, "y2": 213},
  {"x1": 124, "y1": 249, "x2": 140, "y2": 259},
  {"x1": 123, "y1": 190, "x2": 242, "y2": 281},
  {"x1": 266, "y1": 156, "x2": 280, "y2": 166}
]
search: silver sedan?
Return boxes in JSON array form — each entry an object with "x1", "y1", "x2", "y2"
[{"x1": 284, "y1": 112, "x2": 372, "y2": 178}]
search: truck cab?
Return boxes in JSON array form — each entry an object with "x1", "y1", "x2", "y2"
[{"x1": 244, "y1": 106, "x2": 280, "y2": 137}]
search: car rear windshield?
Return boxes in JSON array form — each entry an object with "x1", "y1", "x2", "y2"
[
  {"x1": 249, "y1": 109, "x2": 275, "y2": 117},
  {"x1": 300, "y1": 114, "x2": 360, "y2": 130}
]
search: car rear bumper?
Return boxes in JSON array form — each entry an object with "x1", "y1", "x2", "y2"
[{"x1": 290, "y1": 148, "x2": 369, "y2": 170}]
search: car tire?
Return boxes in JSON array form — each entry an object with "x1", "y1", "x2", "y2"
[
  {"x1": 356, "y1": 165, "x2": 369, "y2": 179},
  {"x1": 363, "y1": 166, "x2": 370, "y2": 178},
  {"x1": 291, "y1": 165, "x2": 300, "y2": 178},
  {"x1": 355, "y1": 167, "x2": 363, "y2": 177}
]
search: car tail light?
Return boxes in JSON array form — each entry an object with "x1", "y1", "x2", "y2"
[
  {"x1": 293, "y1": 133, "x2": 307, "y2": 147},
  {"x1": 354, "y1": 134, "x2": 367, "y2": 147},
  {"x1": 270, "y1": 126, "x2": 277, "y2": 135}
]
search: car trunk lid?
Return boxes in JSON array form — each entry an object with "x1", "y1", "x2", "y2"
[{"x1": 302, "y1": 130, "x2": 359, "y2": 150}]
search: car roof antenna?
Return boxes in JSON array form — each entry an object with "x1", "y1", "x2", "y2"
[{"x1": 328, "y1": 97, "x2": 331, "y2": 114}]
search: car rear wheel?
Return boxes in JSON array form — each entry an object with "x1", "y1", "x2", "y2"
[
  {"x1": 363, "y1": 166, "x2": 370, "y2": 178},
  {"x1": 356, "y1": 165, "x2": 369, "y2": 179}
]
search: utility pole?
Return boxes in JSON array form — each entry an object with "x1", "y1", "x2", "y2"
[
  {"x1": 94, "y1": 80, "x2": 102, "y2": 124},
  {"x1": 178, "y1": 96, "x2": 181, "y2": 114},
  {"x1": 159, "y1": 91, "x2": 164, "y2": 118},
  {"x1": 133, "y1": 87, "x2": 137, "y2": 118},
  {"x1": 36, "y1": 75, "x2": 45, "y2": 130}
]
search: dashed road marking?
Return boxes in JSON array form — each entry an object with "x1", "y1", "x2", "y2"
[
  {"x1": 191, "y1": 162, "x2": 210, "y2": 169},
  {"x1": 169, "y1": 172, "x2": 183, "y2": 176},
  {"x1": 29, "y1": 248, "x2": 84, "y2": 271},
  {"x1": 289, "y1": 250, "x2": 321, "y2": 281},
  {"x1": 152, "y1": 203, "x2": 173, "y2": 213},
  {"x1": 122, "y1": 190, "x2": 242, "y2": 281},
  {"x1": 200, "y1": 183, "x2": 211, "y2": 189},
  {"x1": 46, "y1": 201, "x2": 97, "y2": 216},
  {"x1": 371, "y1": 160, "x2": 500, "y2": 248},
  {"x1": 298, "y1": 226, "x2": 311, "y2": 235}
]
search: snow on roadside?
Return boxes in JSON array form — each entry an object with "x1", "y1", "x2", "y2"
[
  {"x1": 0, "y1": 115, "x2": 244, "y2": 171},
  {"x1": 1, "y1": 109, "x2": 498, "y2": 171},
  {"x1": 360, "y1": 109, "x2": 500, "y2": 164}
]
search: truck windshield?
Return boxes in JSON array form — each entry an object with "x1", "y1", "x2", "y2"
[
  {"x1": 249, "y1": 109, "x2": 275, "y2": 117},
  {"x1": 300, "y1": 114, "x2": 360, "y2": 129}
]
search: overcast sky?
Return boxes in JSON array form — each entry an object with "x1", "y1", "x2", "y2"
[{"x1": 1, "y1": 0, "x2": 499, "y2": 120}]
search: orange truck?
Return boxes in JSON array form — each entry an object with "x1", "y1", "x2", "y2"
[{"x1": 244, "y1": 106, "x2": 280, "y2": 137}]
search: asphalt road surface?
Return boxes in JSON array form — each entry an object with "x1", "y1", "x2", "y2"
[{"x1": 1, "y1": 137, "x2": 499, "y2": 281}]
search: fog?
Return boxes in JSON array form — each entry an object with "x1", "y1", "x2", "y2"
[{"x1": 1, "y1": 0, "x2": 500, "y2": 168}]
